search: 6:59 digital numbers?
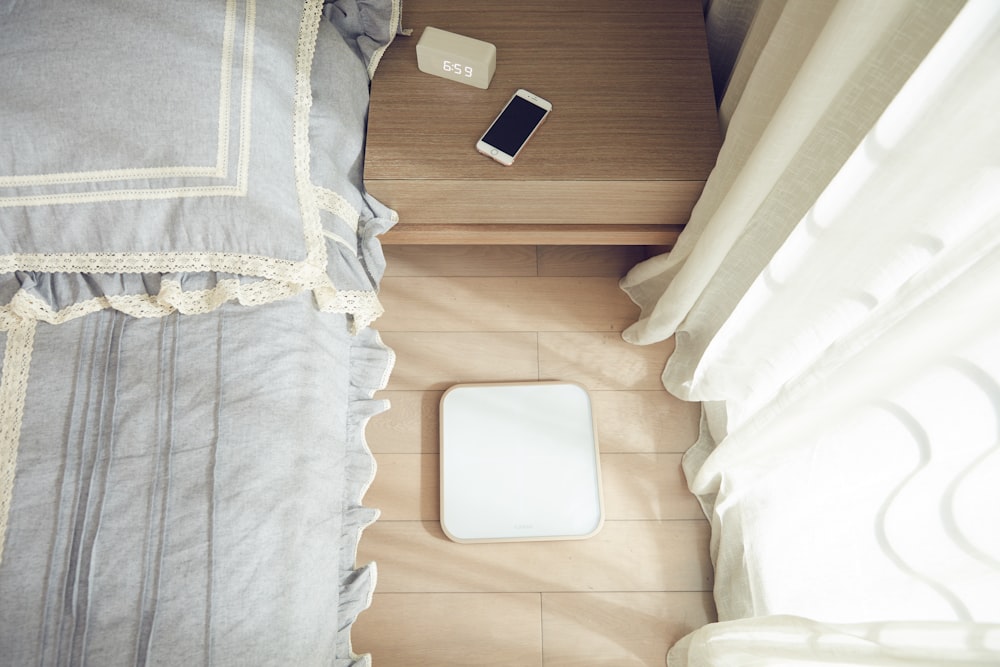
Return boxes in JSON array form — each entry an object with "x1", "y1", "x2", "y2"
[{"x1": 442, "y1": 60, "x2": 473, "y2": 78}]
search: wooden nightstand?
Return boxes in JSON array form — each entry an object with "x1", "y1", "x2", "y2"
[{"x1": 364, "y1": 0, "x2": 721, "y2": 245}]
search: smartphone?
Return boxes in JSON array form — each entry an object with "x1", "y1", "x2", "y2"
[{"x1": 476, "y1": 89, "x2": 552, "y2": 166}]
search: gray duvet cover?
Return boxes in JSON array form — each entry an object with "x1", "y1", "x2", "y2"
[
  {"x1": 0, "y1": 297, "x2": 392, "y2": 666},
  {"x1": 0, "y1": 1, "x2": 402, "y2": 664}
]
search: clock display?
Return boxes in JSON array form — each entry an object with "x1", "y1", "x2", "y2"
[
  {"x1": 443, "y1": 61, "x2": 474, "y2": 78},
  {"x1": 416, "y1": 27, "x2": 496, "y2": 89}
]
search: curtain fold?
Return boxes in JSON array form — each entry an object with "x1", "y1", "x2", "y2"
[
  {"x1": 624, "y1": 0, "x2": 1000, "y2": 664},
  {"x1": 670, "y1": 617, "x2": 1000, "y2": 667},
  {"x1": 623, "y1": 0, "x2": 966, "y2": 357}
]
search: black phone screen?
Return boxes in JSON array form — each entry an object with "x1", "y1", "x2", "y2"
[{"x1": 481, "y1": 96, "x2": 548, "y2": 156}]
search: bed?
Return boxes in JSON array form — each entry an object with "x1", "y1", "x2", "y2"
[{"x1": 0, "y1": 1, "x2": 401, "y2": 664}]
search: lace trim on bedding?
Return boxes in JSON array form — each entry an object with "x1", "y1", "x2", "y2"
[
  {"x1": 0, "y1": 312, "x2": 36, "y2": 568},
  {"x1": 295, "y1": 0, "x2": 327, "y2": 273},
  {"x1": 314, "y1": 286, "x2": 383, "y2": 332},
  {"x1": 0, "y1": 252, "x2": 323, "y2": 281},
  {"x1": 316, "y1": 186, "x2": 361, "y2": 231},
  {"x1": 5, "y1": 278, "x2": 307, "y2": 324},
  {"x1": 5, "y1": 281, "x2": 382, "y2": 331},
  {"x1": 316, "y1": 185, "x2": 361, "y2": 256},
  {"x1": 367, "y1": 0, "x2": 405, "y2": 79}
]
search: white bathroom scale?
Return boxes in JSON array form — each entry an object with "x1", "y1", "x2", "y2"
[{"x1": 439, "y1": 381, "x2": 604, "y2": 543}]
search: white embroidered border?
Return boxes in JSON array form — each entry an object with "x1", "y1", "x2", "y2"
[
  {"x1": 5, "y1": 278, "x2": 306, "y2": 324},
  {"x1": 293, "y1": 0, "x2": 327, "y2": 273},
  {"x1": 367, "y1": 0, "x2": 405, "y2": 79},
  {"x1": 316, "y1": 186, "x2": 361, "y2": 231},
  {"x1": 316, "y1": 185, "x2": 361, "y2": 257},
  {"x1": 0, "y1": 313, "x2": 36, "y2": 568},
  {"x1": 215, "y1": 0, "x2": 241, "y2": 178},
  {"x1": 0, "y1": 251, "x2": 325, "y2": 284},
  {"x1": 314, "y1": 287, "x2": 383, "y2": 332}
]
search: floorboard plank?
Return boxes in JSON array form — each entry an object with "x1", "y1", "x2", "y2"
[
  {"x1": 539, "y1": 332, "x2": 675, "y2": 390},
  {"x1": 364, "y1": 389, "x2": 702, "y2": 455},
  {"x1": 366, "y1": 390, "x2": 442, "y2": 454},
  {"x1": 377, "y1": 277, "x2": 639, "y2": 332},
  {"x1": 381, "y1": 331, "x2": 539, "y2": 390},
  {"x1": 541, "y1": 592, "x2": 716, "y2": 666},
  {"x1": 590, "y1": 390, "x2": 700, "y2": 454},
  {"x1": 601, "y1": 454, "x2": 705, "y2": 521},
  {"x1": 366, "y1": 453, "x2": 438, "y2": 521},
  {"x1": 365, "y1": 453, "x2": 704, "y2": 523},
  {"x1": 358, "y1": 520, "x2": 713, "y2": 594},
  {"x1": 354, "y1": 592, "x2": 543, "y2": 666}
]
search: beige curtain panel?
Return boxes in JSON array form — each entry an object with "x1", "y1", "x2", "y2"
[{"x1": 620, "y1": 0, "x2": 1000, "y2": 664}]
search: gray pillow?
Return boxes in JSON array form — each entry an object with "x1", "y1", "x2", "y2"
[{"x1": 0, "y1": 0, "x2": 401, "y2": 330}]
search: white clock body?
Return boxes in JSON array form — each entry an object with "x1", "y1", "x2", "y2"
[{"x1": 416, "y1": 26, "x2": 496, "y2": 89}]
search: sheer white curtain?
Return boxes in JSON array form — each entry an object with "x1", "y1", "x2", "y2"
[{"x1": 620, "y1": 0, "x2": 1000, "y2": 664}]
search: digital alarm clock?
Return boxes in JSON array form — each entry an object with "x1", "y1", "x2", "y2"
[{"x1": 415, "y1": 27, "x2": 496, "y2": 89}]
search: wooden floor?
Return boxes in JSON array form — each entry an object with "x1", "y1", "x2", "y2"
[{"x1": 353, "y1": 245, "x2": 716, "y2": 666}]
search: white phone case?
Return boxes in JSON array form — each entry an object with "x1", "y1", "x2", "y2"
[{"x1": 476, "y1": 89, "x2": 552, "y2": 165}]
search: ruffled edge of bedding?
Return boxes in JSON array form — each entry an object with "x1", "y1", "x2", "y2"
[{"x1": 337, "y1": 327, "x2": 395, "y2": 666}]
